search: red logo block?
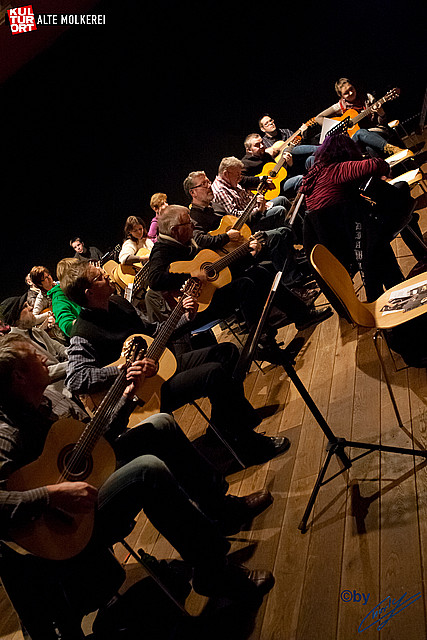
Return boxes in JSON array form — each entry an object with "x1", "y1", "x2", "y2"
[{"x1": 7, "y1": 5, "x2": 37, "y2": 34}]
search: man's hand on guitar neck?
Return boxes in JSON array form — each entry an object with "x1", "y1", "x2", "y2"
[
  {"x1": 182, "y1": 292, "x2": 199, "y2": 320},
  {"x1": 47, "y1": 481, "x2": 98, "y2": 514},
  {"x1": 122, "y1": 359, "x2": 159, "y2": 397}
]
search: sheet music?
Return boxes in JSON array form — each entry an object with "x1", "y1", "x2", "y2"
[{"x1": 320, "y1": 117, "x2": 340, "y2": 143}]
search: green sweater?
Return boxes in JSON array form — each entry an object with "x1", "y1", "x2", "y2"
[{"x1": 47, "y1": 284, "x2": 81, "y2": 338}]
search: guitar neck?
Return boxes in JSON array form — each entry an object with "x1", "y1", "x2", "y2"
[
  {"x1": 144, "y1": 278, "x2": 200, "y2": 362},
  {"x1": 350, "y1": 97, "x2": 386, "y2": 125},
  {"x1": 269, "y1": 120, "x2": 314, "y2": 173},
  {"x1": 210, "y1": 238, "x2": 253, "y2": 272},
  {"x1": 233, "y1": 192, "x2": 260, "y2": 230},
  {"x1": 145, "y1": 297, "x2": 186, "y2": 362},
  {"x1": 132, "y1": 262, "x2": 150, "y2": 297}
]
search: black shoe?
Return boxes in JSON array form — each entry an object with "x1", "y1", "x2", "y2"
[
  {"x1": 255, "y1": 343, "x2": 286, "y2": 365},
  {"x1": 219, "y1": 490, "x2": 274, "y2": 535},
  {"x1": 295, "y1": 306, "x2": 333, "y2": 331},
  {"x1": 193, "y1": 562, "x2": 275, "y2": 603},
  {"x1": 291, "y1": 286, "x2": 321, "y2": 306},
  {"x1": 242, "y1": 433, "x2": 291, "y2": 465}
]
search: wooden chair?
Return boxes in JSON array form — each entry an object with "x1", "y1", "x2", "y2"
[
  {"x1": 387, "y1": 167, "x2": 427, "y2": 194},
  {"x1": 310, "y1": 244, "x2": 427, "y2": 428}
]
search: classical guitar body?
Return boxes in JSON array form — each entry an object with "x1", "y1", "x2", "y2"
[
  {"x1": 114, "y1": 247, "x2": 151, "y2": 289},
  {"x1": 170, "y1": 250, "x2": 232, "y2": 312},
  {"x1": 7, "y1": 417, "x2": 116, "y2": 560},
  {"x1": 209, "y1": 214, "x2": 252, "y2": 251},
  {"x1": 254, "y1": 163, "x2": 288, "y2": 200},
  {"x1": 84, "y1": 335, "x2": 177, "y2": 424},
  {"x1": 114, "y1": 263, "x2": 139, "y2": 288},
  {"x1": 330, "y1": 108, "x2": 360, "y2": 137}
]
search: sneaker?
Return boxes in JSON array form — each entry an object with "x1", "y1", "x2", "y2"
[
  {"x1": 384, "y1": 143, "x2": 405, "y2": 156},
  {"x1": 295, "y1": 306, "x2": 333, "y2": 331}
]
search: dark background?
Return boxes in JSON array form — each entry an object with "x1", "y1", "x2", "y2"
[{"x1": 1, "y1": 0, "x2": 426, "y2": 300}]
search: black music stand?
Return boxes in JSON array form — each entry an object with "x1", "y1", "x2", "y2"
[{"x1": 233, "y1": 270, "x2": 427, "y2": 534}]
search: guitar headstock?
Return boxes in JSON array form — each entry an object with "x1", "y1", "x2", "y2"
[
  {"x1": 122, "y1": 335, "x2": 148, "y2": 361},
  {"x1": 384, "y1": 87, "x2": 400, "y2": 102},
  {"x1": 181, "y1": 277, "x2": 202, "y2": 299},
  {"x1": 253, "y1": 230, "x2": 267, "y2": 245},
  {"x1": 304, "y1": 117, "x2": 317, "y2": 127},
  {"x1": 258, "y1": 175, "x2": 269, "y2": 194}
]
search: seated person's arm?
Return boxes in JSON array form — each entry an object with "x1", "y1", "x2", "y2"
[
  {"x1": 65, "y1": 336, "x2": 121, "y2": 395},
  {"x1": 315, "y1": 102, "x2": 342, "y2": 125},
  {"x1": 147, "y1": 250, "x2": 188, "y2": 292}
]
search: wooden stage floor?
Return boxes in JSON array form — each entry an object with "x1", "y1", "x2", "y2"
[{"x1": 1, "y1": 147, "x2": 427, "y2": 640}]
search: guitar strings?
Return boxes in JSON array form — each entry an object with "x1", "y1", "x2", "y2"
[{"x1": 56, "y1": 344, "x2": 143, "y2": 482}]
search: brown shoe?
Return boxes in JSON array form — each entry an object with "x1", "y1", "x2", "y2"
[
  {"x1": 220, "y1": 490, "x2": 274, "y2": 535},
  {"x1": 193, "y1": 563, "x2": 275, "y2": 603}
]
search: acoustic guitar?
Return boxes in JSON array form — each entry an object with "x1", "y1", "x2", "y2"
[
  {"x1": 209, "y1": 177, "x2": 268, "y2": 251},
  {"x1": 114, "y1": 246, "x2": 152, "y2": 290},
  {"x1": 122, "y1": 262, "x2": 151, "y2": 303},
  {"x1": 169, "y1": 231, "x2": 265, "y2": 312},
  {"x1": 82, "y1": 279, "x2": 202, "y2": 424},
  {"x1": 326, "y1": 88, "x2": 400, "y2": 138},
  {"x1": 6, "y1": 336, "x2": 147, "y2": 560},
  {"x1": 255, "y1": 118, "x2": 316, "y2": 199}
]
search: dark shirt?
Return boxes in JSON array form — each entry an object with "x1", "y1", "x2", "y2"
[
  {"x1": 66, "y1": 296, "x2": 191, "y2": 396},
  {"x1": 148, "y1": 237, "x2": 199, "y2": 293},
  {"x1": 74, "y1": 246, "x2": 103, "y2": 262},
  {"x1": 190, "y1": 204, "x2": 230, "y2": 251},
  {"x1": 240, "y1": 153, "x2": 270, "y2": 190},
  {"x1": 261, "y1": 127, "x2": 293, "y2": 149}
]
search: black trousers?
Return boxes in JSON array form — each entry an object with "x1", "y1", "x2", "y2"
[{"x1": 160, "y1": 342, "x2": 260, "y2": 437}]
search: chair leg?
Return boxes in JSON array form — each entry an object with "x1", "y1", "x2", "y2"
[
  {"x1": 372, "y1": 330, "x2": 404, "y2": 429},
  {"x1": 190, "y1": 400, "x2": 246, "y2": 468},
  {"x1": 118, "y1": 540, "x2": 190, "y2": 616}
]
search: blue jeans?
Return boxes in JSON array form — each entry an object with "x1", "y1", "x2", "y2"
[
  {"x1": 252, "y1": 195, "x2": 291, "y2": 231},
  {"x1": 96, "y1": 413, "x2": 230, "y2": 570},
  {"x1": 282, "y1": 145, "x2": 318, "y2": 195},
  {"x1": 353, "y1": 129, "x2": 386, "y2": 157}
]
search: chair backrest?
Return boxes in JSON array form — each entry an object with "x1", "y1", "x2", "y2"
[{"x1": 310, "y1": 244, "x2": 375, "y2": 328}]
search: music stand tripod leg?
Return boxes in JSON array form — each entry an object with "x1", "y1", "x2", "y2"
[
  {"x1": 279, "y1": 357, "x2": 427, "y2": 533},
  {"x1": 298, "y1": 440, "x2": 349, "y2": 533}
]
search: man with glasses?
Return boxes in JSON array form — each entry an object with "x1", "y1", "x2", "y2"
[
  {"x1": 61, "y1": 259, "x2": 291, "y2": 466},
  {"x1": 258, "y1": 114, "x2": 318, "y2": 195}
]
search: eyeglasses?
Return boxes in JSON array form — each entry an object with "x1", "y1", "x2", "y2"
[
  {"x1": 191, "y1": 179, "x2": 211, "y2": 189},
  {"x1": 90, "y1": 270, "x2": 107, "y2": 285}
]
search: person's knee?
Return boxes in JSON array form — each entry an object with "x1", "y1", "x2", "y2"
[
  {"x1": 132, "y1": 454, "x2": 172, "y2": 488},
  {"x1": 207, "y1": 341, "x2": 239, "y2": 369},
  {"x1": 142, "y1": 412, "x2": 178, "y2": 435}
]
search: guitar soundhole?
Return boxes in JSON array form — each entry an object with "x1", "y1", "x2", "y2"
[
  {"x1": 201, "y1": 262, "x2": 218, "y2": 281},
  {"x1": 58, "y1": 445, "x2": 94, "y2": 481}
]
